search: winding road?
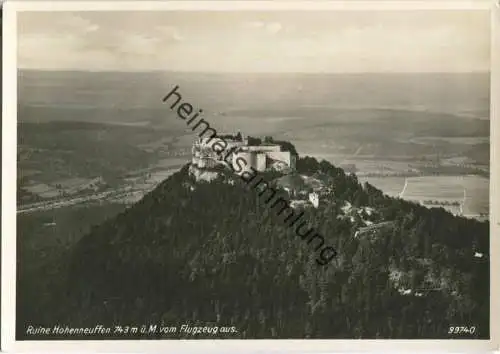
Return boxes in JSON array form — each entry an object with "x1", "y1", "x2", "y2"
[
  {"x1": 399, "y1": 178, "x2": 408, "y2": 198},
  {"x1": 338, "y1": 144, "x2": 364, "y2": 165}
]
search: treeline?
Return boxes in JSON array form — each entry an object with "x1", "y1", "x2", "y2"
[
  {"x1": 422, "y1": 200, "x2": 461, "y2": 206},
  {"x1": 22, "y1": 155, "x2": 489, "y2": 340},
  {"x1": 246, "y1": 135, "x2": 299, "y2": 156}
]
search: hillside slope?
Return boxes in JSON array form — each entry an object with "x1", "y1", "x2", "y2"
[{"x1": 57, "y1": 156, "x2": 489, "y2": 339}]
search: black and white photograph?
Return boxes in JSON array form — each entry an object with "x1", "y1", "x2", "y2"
[{"x1": 2, "y1": 0, "x2": 498, "y2": 351}]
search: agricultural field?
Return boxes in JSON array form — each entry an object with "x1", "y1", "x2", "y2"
[
  {"x1": 362, "y1": 175, "x2": 489, "y2": 218},
  {"x1": 462, "y1": 175, "x2": 489, "y2": 216},
  {"x1": 21, "y1": 183, "x2": 60, "y2": 199},
  {"x1": 401, "y1": 176, "x2": 464, "y2": 217},
  {"x1": 358, "y1": 176, "x2": 407, "y2": 197},
  {"x1": 403, "y1": 176, "x2": 465, "y2": 201}
]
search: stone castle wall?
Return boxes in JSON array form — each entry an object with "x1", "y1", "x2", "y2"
[{"x1": 191, "y1": 135, "x2": 295, "y2": 174}]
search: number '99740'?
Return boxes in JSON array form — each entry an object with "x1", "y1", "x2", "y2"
[{"x1": 448, "y1": 326, "x2": 476, "y2": 335}]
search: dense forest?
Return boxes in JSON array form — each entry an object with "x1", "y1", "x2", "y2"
[{"x1": 18, "y1": 151, "x2": 489, "y2": 340}]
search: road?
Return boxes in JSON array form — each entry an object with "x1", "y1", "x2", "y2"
[
  {"x1": 399, "y1": 178, "x2": 408, "y2": 198},
  {"x1": 459, "y1": 188, "x2": 466, "y2": 215},
  {"x1": 17, "y1": 186, "x2": 134, "y2": 214},
  {"x1": 18, "y1": 168, "x2": 179, "y2": 215},
  {"x1": 339, "y1": 145, "x2": 364, "y2": 165}
]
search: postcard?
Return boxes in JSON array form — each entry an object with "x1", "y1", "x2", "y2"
[{"x1": 2, "y1": 0, "x2": 499, "y2": 352}]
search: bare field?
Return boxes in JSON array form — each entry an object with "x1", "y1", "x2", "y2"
[
  {"x1": 23, "y1": 183, "x2": 60, "y2": 199},
  {"x1": 350, "y1": 159, "x2": 416, "y2": 174},
  {"x1": 409, "y1": 136, "x2": 490, "y2": 145},
  {"x1": 403, "y1": 176, "x2": 465, "y2": 200},
  {"x1": 156, "y1": 157, "x2": 191, "y2": 168},
  {"x1": 358, "y1": 176, "x2": 407, "y2": 197},
  {"x1": 462, "y1": 175, "x2": 489, "y2": 215}
]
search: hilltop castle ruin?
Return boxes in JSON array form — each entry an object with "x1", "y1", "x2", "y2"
[{"x1": 191, "y1": 134, "x2": 297, "y2": 177}]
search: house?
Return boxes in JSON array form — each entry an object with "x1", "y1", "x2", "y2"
[{"x1": 309, "y1": 192, "x2": 319, "y2": 208}]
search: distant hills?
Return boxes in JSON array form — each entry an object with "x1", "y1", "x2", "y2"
[{"x1": 18, "y1": 70, "x2": 489, "y2": 116}]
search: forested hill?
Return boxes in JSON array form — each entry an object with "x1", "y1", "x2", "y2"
[{"x1": 64, "y1": 155, "x2": 489, "y2": 339}]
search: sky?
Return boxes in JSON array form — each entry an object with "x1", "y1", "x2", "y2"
[{"x1": 17, "y1": 10, "x2": 490, "y2": 73}]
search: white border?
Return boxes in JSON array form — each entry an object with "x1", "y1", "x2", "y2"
[
  {"x1": 491, "y1": 0, "x2": 500, "y2": 352},
  {"x1": 2, "y1": 1, "x2": 499, "y2": 353}
]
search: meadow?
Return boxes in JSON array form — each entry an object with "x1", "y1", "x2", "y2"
[
  {"x1": 461, "y1": 175, "x2": 490, "y2": 216},
  {"x1": 403, "y1": 176, "x2": 466, "y2": 200},
  {"x1": 361, "y1": 175, "x2": 489, "y2": 217},
  {"x1": 358, "y1": 176, "x2": 407, "y2": 197}
]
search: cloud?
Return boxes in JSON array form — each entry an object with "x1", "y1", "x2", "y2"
[
  {"x1": 117, "y1": 34, "x2": 162, "y2": 55},
  {"x1": 18, "y1": 32, "x2": 117, "y2": 69},
  {"x1": 156, "y1": 26, "x2": 184, "y2": 42},
  {"x1": 243, "y1": 21, "x2": 283, "y2": 35},
  {"x1": 266, "y1": 22, "x2": 282, "y2": 34},
  {"x1": 244, "y1": 21, "x2": 265, "y2": 29},
  {"x1": 111, "y1": 26, "x2": 183, "y2": 57},
  {"x1": 19, "y1": 33, "x2": 80, "y2": 54},
  {"x1": 58, "y1": 14, "x2": 100, "y2": 34},
  {"x1": 17, "y1": 11, "x2": 489, "y2": 72},
  {"x1": 86, "y1": 24, "x2": 100, "y2": 32}
]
